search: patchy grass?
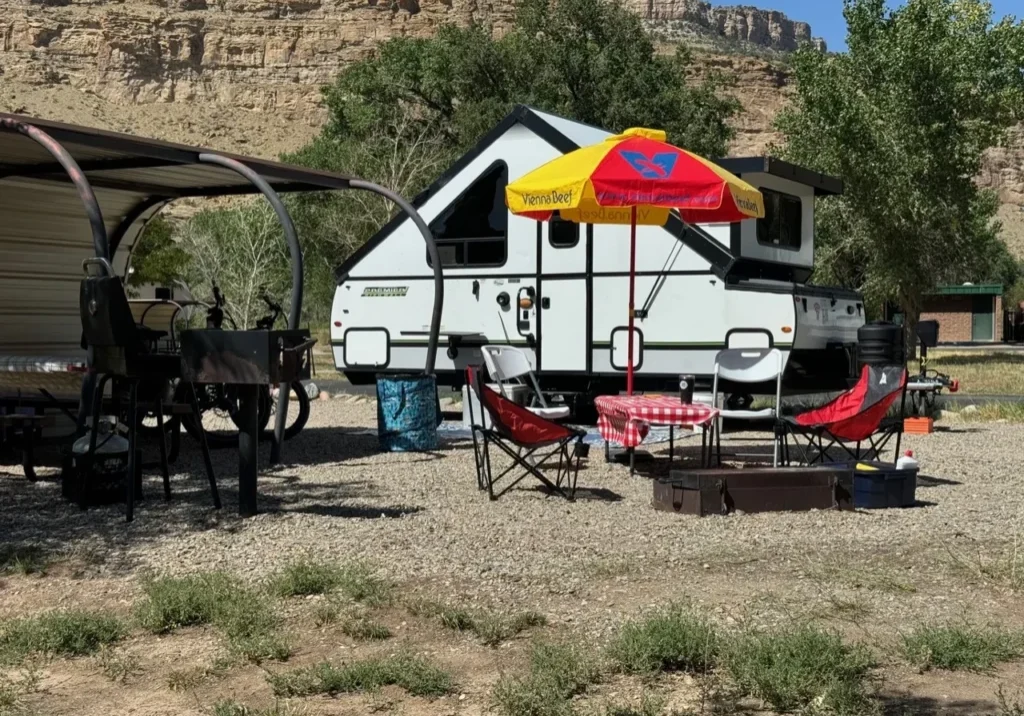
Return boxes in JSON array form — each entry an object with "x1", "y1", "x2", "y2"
[
  {"x1": 492, "y1": 640, "x2": 601, "y2": 716},
  {"x1": 0, "y1": 546, "x2": 49, "y2": 576},
  {"x1": 601, "y1": 694, "x2": 666, "y2": 716},
  {"x1": 900, "y1": 623, "x2": 1023, "y2": 672},
  {"x1": 946, "y1": 402, "x2": 1024, "y2": 423},
  {"x1": 608, "y1": 604, "x2": 719, "y2": 675},
  {"x1": 270, "y1": 561, "x2": 345, "y2": 597},
  {"x1": 210, "y1": 700, "x2": 309, "y2": 716},
  {"x1": 944, "y1": 533, "x2": 1024, "y2": 592},
  {"x1": 312, "y1": 600, "x2": 341, "y2": 627},
  {"x1": 927, "y1": 351, "x2": 1024, "y2": 396},
  {"x1": 997, "y1": 685, "x2": 1024, "y2": 716},
  {"x1": 166, "y1": 658, "x2": 233, "y2": 693},
  {"x1": 0, "y1": 610, "x2": 125, "y2": 664},
  {"x1": 95, "y1": 645, "x2": 141, "y2": 683},
  {"x1": 725, "y1": 624, "x2": 875, "y2": 715},
  {"x1": 409, "y1": 600, "x2": 546, "y2": 646},
  {"x1": 267, "y1": 654, "x2": 455, "y2": 698},
  {"x1": 135, "y1": 572, "x2": 290, "y2": 664},
  {"x1": 334, "y1": 563, "x2": 394, "y2": 606},
  {"x1": 340, "y1": 615, "x2": 391, "y2": 641},
  {"x1": 0, "y1": 665, "x2": 41, "y2": 716}
]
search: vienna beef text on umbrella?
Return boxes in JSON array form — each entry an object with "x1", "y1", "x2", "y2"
[{"x1": 506, "y1": 127, "x2": 765, "y2": 395}]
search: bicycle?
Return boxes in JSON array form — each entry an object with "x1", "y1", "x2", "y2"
[{"x1": 173, "y1": 287, "x2": 311, "y2": 448}]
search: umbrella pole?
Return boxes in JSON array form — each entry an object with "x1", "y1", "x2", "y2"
[{"x1": 627, "y1": 206, "x2": 637, "y2": 396}]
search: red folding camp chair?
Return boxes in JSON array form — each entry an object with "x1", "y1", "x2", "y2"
[
  {"x1": 781, "y1": 364, "x2": 907, "y2": 465},
  {"x1": 465, "y1": 366, "x2": 586, "y2": 500}
]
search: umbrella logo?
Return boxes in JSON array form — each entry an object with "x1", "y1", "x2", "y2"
[{"x1": 620, "y1": 150, "x2": 677, "y2": 180}]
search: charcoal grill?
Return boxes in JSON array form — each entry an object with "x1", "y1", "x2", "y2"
[{"x1": 180, "y1": 328, "x2": 315, "y2": 516}]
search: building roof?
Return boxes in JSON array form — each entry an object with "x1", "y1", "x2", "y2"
[{"x1": 931, "y1": 284, "x2": 1004, "y2": 296}]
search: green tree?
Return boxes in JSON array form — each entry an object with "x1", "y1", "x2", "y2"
[
  {"x1": 776, "y1": 0, "x2": 1024, "y2": 336},
  {"x1": 127, "y1": 216, "x2": 192, "y2": 292},
  {"x1": 286, "y1": 0, "x2": 742, "y2": 320}
]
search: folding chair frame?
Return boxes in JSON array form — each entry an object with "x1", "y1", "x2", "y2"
[
  {"x1": 781, "y1": 370, "x2": 908, "y2": 467},
  {"x1": 465, "y1": 367, "x2": 584, "y2": 501}
]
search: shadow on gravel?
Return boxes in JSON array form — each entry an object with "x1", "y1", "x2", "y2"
[
  {"x1": 879, "y1": 692, "x2": 997, "y2": 715},
  {"x1": 917, "y1": 473, "x2": 962, "y2": 487}
]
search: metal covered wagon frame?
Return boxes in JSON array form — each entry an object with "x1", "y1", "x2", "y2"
[{"x1": 0, "y1": 113, "x2": 442, "y2": 500}]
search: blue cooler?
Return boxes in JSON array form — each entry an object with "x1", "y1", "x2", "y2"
[
  {"x1": 849, "y1": 460, "x2": 918, "y2": 509},
  {"x1": 376, "y1": 374, "x2": 443, "y2": 452}
]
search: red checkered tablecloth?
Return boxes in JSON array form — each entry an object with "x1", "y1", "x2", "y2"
[{"x1": 594, "y1": 395, "x2": 719, "y2": 449}]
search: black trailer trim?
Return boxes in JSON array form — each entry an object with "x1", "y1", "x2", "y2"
[
  {"x1": 340, "y1": 269, "x2": 714, "y2": 282},
  {"x1": 585, "y1": 224, "x2": 594, "y2": 374},
  {"x1": 714, "y1": 156, "x2": 844, "y2": 197},
  {"x1": 609, "y1": 326, "x2": 644, "y2": 371},
  {"x1": 725, "y1": 280, "x2": 863, "y2": 301},
  {"x1": 341, "y1": 327, "x2": 391, "y2": 369}
]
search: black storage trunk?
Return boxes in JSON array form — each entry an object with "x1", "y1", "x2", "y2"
[
  {"x1": 654, "y1": 467, "x2": 855, "y2": 516},
  {"x1": 180, "y1": 329, "x2": 312, "y2": 385}
]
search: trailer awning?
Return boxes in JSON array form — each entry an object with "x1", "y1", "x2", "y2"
[{"x1": 0, "y1": 112, "x2": 355, "y2": 357}]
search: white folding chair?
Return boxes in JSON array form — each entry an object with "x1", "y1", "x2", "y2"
[
  {"x1": 480, "y1": 345, "x2": 570, "y2": 420},
  {"x1": 711, "y1": 347, "x2": 784, "y2": 466}
]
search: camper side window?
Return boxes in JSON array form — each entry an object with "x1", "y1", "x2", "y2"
[
  {"x1": 427, "y1": 161, "x2": 508, "y2": 268},
  {"x1": 549, "y1": 214, "x2": 579, "y2": 248},
  {"x1": 756, "y1": 189, "x2": 802, "y2": 251}
]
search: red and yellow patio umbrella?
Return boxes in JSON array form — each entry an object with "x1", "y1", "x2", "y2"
[{"x1": 506, "y1": 127, "x2": 765, "y2": 395}]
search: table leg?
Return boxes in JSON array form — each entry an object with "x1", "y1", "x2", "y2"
[
  {"x1": 604, "y1": 440, "x2": 610, "y2": 463},
  {"x1": 238, "y1": 384, "x2": 260, "y2": 518},
  {"x1": 669, "y1": 426, "x2": 675, "y2": 465},
  {"x1": 629, "y1": 447, "x2": 635, "y2": 476}
]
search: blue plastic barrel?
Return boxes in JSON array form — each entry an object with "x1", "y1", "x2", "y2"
[{"x1": 376, "y1": 374, "x2": 442, "y2": 452}]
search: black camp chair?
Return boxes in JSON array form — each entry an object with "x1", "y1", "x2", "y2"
[
  {"x1": 79, "y1": 259, "x2": 219, "y2": 521},
  {"x1": 781, "y1": 364, "x2": 908, "y2": 465}
]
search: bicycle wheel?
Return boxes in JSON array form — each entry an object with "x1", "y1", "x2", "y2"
[
  {"x1": 263, "y1": 381, "x2": 311, "y2": 441},
  {"x1": 177, "y1": 382, "x2": 271, "y2": 448}
]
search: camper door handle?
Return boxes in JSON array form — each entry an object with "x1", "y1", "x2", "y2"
[{"x1": 541, "y1": 297, "x2": 551, "y2": 309}]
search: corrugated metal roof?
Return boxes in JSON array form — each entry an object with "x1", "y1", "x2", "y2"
[{"x1": 0, "y1": 112, "x2": 356, "y2": 362}]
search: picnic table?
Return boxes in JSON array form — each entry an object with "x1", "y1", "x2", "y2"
[{"x1": 594, "y1": 394, "x2": 719, "y2": 474}]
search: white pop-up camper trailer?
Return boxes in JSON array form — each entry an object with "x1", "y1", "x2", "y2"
[{"x1": 331, "y1": 106, "x2": 865, "y2": 405}]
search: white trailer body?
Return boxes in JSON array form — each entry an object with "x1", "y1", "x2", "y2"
[{"x1": 331, "y1": 106, "x2": 864, "y2": 397}]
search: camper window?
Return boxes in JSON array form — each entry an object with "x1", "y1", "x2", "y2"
[
  {"x1": 756, "y1": 189, "x2": 802, "y2": 251},
  {"x1": 427, "y1": 161, "x2": 508, "y2": 268},
  {"x1": 549, "y1": 214, "x2": 579, "y2": 248}
]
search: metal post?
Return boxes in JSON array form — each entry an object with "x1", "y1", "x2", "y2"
[
  {"x1": 349, "y1": 179, "x2": 443, "y2": 375},
  {"x1": 238, "y1": 384, "x2": 260, "y2": 517},
  {"x1": 197, "y1": 154, "x2": 302, "y2": 465},
  {"x1": 0, "y1": 119, "x2": 112, "y2": 438}
]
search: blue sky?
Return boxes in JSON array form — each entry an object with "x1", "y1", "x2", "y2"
[{"x1": 739, "y1": 0, "x2": 1021, "y2": 51}]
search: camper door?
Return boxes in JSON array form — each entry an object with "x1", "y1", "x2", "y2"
[{"x1": 539, "y1": 218, "x2": 588, "y2": 373}]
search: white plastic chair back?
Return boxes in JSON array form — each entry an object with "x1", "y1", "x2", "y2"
[
  {"x1": 482, "y1": 345, "x2": 533, "y2": 382},
  {"x1": 481, "y1": 345, "x2": 552, "y2": 409},
  {"x1": 712, "y1": 347, "x2": 784, "y2": 467}
]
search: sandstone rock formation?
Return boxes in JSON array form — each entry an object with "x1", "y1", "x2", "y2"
[{"x1": 628, "y1": 0, "x2": 825, "y2": 51}]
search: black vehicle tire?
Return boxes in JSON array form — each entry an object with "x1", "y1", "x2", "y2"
[
  {"x1": 176, "y1": 382, "x2": 272, "y2": 448},
  {"x1": 262, "y1": 381, "x2": 311, "y2": 441}
]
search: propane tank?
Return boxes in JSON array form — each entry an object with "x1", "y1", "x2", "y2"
[{"x1": 71, "y1": 417, "x2": 129, "y2": 504}]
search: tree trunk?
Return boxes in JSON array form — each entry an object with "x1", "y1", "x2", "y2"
[{"x1": 898, "y1": 290, "x2": 920, "y2": 363}]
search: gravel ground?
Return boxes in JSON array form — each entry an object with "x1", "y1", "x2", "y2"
[{"x1": 2, "y1": 397, "x2": 1022, "y2": 636}]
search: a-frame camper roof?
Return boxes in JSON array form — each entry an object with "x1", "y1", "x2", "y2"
[{"x1": 334, "y1": 105, "x2": 842, "y2": 282}]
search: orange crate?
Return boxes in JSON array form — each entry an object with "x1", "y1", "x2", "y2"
[{"x1": 904, "y1": 417, "x2": 934, "y2": 434}]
